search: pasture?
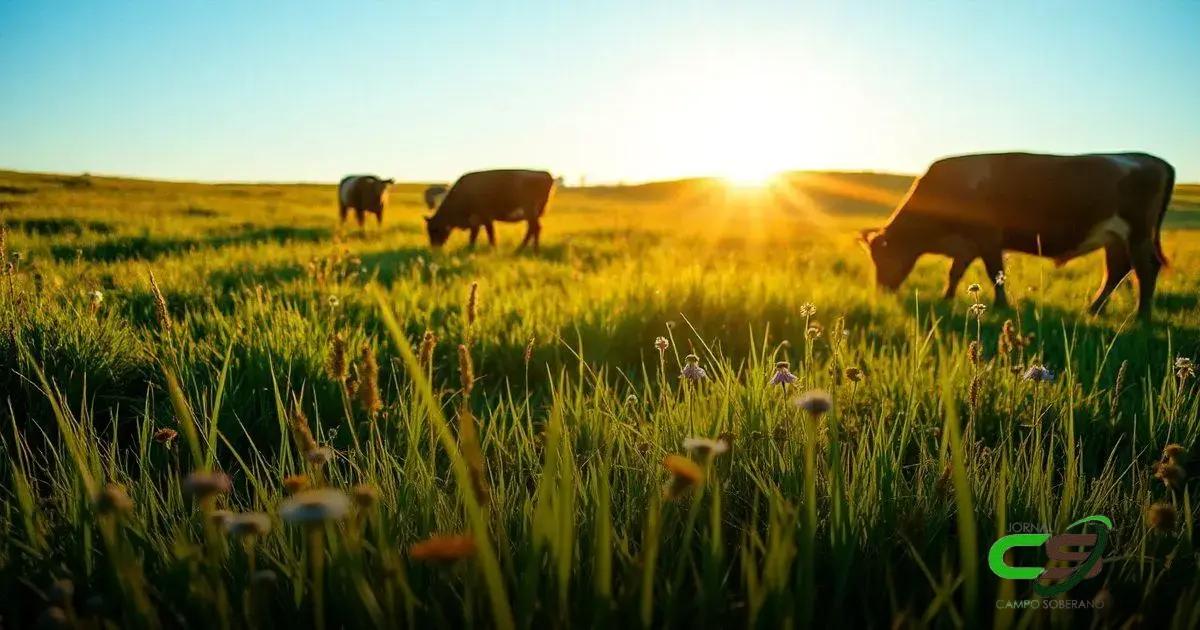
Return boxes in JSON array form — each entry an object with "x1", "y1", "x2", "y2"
[{"x1": 1, "y1": 168, "x2": 1200, "y2": 628}]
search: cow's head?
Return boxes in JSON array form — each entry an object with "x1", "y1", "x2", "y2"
[
  {"x1": 425, "y1": 216, "x2": 451, "y2": 248},
  {"x1": 859, "y1": 227, "x2": 916, "y2": 292}
]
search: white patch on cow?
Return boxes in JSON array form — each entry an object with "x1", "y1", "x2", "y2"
[
  {"x1": 1053, "y1": 216, "x2": 1130, "y2": 266},
  {"x1": 1106, "y1": 155, "x2": 1141, "y2": 172}
]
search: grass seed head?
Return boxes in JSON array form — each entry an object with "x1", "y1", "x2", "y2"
[
  {"x1": 358, "y1": 345, "x2": 382, "y2": 415},
  {"x1": 352, "y1": 484, "x2": 379, "y2": 508},
  {"x1": 326, "y1": 333, "x2": 348, "y2": 381},
  {"x1": 418, "y1": 330, "x2": 437, "y2": 368},
  {"x1": 466, "y1": 280, "x2": 479, "y2": 328},
  {"x1": 1153, "y1": 461, "x2": 1186, "y2": 491},
  {"x1": 147, "y1": 269, "x2": 172, "y2": 333},
  {"x1": 844, "y1": 366, "x2": 864, "y2": 383},
  {"x1": 1163, "y1": 443, "x2": 1187, "y2": 463},
  {"x1": 457, "y1": 344, "x2": 475, "y2": 395},
  {"x1": 1021, "y1": 365, "x2": 1055, "y2": 383}
]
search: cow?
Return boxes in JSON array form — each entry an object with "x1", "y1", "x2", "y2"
[
  {"x1": 423, "y1": 184, "x2": 448, "y2": 211},
  {"x1": 424, "y1": 169, "x2": 554, "y2": 251},
  {"x1": 338, "y1": 175, "x2": 393, "y2": 227},
  {"x1": 859, "y1": 152, "x2": 1174, "y2": 321}
]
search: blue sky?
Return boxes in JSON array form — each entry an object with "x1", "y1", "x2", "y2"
[{"x1": 1, "y1": 1, "x2": 1198, "y2": 183}]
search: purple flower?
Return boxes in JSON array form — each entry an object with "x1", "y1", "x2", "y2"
[
  {"x1": 1022, "y1": 365, "x2": 1055, "y2": 382},
  {"x1": 770, "y1": 361, "x2": 798, "y2": 386}
]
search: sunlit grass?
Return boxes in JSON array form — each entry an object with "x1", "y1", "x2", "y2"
[{"x1": 1, "y1": 169, "x2": 1199, "y2": 627}]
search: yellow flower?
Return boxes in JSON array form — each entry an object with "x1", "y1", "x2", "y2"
[{"x1": 663, "y1": 454, "x2": 704, "y2": 498}]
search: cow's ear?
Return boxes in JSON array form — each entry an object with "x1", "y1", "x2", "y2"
[
  {"x1": 384, "y1": 178, "x2": 394, "y2": 185},
  {"x1": 858, "y1": 228, "x2": 877, "y2": 246}
]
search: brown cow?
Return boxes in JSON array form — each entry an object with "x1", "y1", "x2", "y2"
[
  {"x1": 338, "y1": 175, "x2": 393, "y2": 227},
  {"x1": 425, "y1": 169, "x2": 554, "y2": 251},
  {"x1": 859, "y1": 152, "x2": 1174, "y2": 320}
]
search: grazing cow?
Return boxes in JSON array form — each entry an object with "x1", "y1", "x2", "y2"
[
  {"x1": 859, "y1": 152, "x2": 1174, "y2": 320},
  {"x1": 338, "y1": 175, "x2": 393, "y2": 227},
  {"x1": 423, "y1": 184, "x2": 448, "y2": 211},
  {"x1": 425, "y1": 169, "x2": 554, "y2": 251}
]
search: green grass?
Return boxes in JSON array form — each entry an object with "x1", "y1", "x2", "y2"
[{"x1": 2, "y1": 169, "x2": 1200, "y2": 627}]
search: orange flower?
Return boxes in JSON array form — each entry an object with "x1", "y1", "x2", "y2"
[
  {"x1": 663, "y1": 454, "x2": 704, "y2": 498},
  {"x1": 408, "y1": 534, "x2": 476, "y2": 562},
  {"x1": 283, "y1": 474, "x2": 309, "y2": 494}
]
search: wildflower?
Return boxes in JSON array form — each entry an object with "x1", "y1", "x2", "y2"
[
  {"x1": 625, "y1": 394, "x2": 639, "y2": 405},
  {"x1": 998, "y1": 319, "x2": 1017, "y2": 355},
  {"x1": 148, "y1": 269, "x2": 172, "y2": 333},
  {"x1": 1146, "y1": 502, "x2": 1176, "y2": 533},
  {"x1": 682, "y1": 437, "x2": 730, "y2": 458},
  {"x1": 94, "y1": 484, "x2": 133, "y2": 515},
  {"x1": 794, "y1": 389, "x2": 833, "y2": 417},
  {"x1": 224, "y1": 512, "x2": 272, "y2": 538},
  {"x1": 326, "y1": 333, "x2": 347, "y2": 381},
  {"x1": 994, "y1": 271, "x2": 1006, "y2": 286},
  {"x1": 654, "y1": 336, "x2": 670, "y2": 353},
  {"x1": 1176, "y1": 357, "x2": 1196, "y2": 380},
  {"x1": 663, "y1": 454, "x2": 704, "y2": 498},
  {"x1": 967, "y1": 283, "x2": 981, "y2": 297},
  {"x1": 279, "y1": 489, "x2": 352, "y2": 525},
  {"x1": 359, "y1": 345, "x2": 382, "y2": 414},
  {"x1": 680, "y1": 354, "x2": 707, "y2": 382},
  {"x1": 183, "y1": 471, "x2": 232, "y2": 500},
  {"x1": 327, "y1": 294, "x2": 340, "y2": 308},
  {"x1": 799, "y1": 302, "x2": 817, "y2": 318},
  {"x1": 1163, "y1": 444, "x2": 1187, "y2": 463},
  {"x1": 457, "y1": 344, "x2": 475, "y2": 395},
  {"x1": 283, "y1": 474, "x2": 309, "y2": 494},
  {"x1": 805, "y1": 323, "x2": 823, "y2": 340},
  {"x1": 408, "y1": 534, "x2": 477, "y2": 562},
  {"x1": 153, "y1": 427, "x2": 178, "y2": 447},
  {"x1": 89, "y1": 289, "x2": 104, "y2": 306},
  {"x1": 967, "y1": 303, "x2": 987, "y2": 319},
  {"x1": 770, "y1": 361, "x2": 798, "y2": 386},
  {"x1": 1022, "y1": 365, "x2": 1055, "y2": 383},
  {"x1": 1153, "y1": 461, "x2": 1186, "y2": 491},
  {"x1": 844, "y1": 366, "x2": 864, "y2": 383},
  {"x1": 305, "y1": 446, "x2": 335, "y2": 466},
  {"x1": 967, "y1": 341, "x2": 981, "y2": 365},
  {"x1": 418, "y1": 330, "x2": 436, "y2": 368},
  {"x1": 523, "y1": 335, "x2": 535, "y2": 365},
  {"x1": 352, "y1": 484, "x2": 379, "y2": 508}
]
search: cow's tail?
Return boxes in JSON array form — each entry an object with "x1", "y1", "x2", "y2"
[{"x1": 1153, "y1": 160, "x2": 1175, "y2": 268}]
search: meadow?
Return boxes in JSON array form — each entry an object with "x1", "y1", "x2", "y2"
[{"x1": 1, "y1": 168, "x2": 1200, "y2": 628}]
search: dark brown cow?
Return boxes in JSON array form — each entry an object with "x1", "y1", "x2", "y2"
[
  {"x1": 338, "y1": 175, "x2": 393, "y2": 227},
  {"x1": 425, "y1": 169, "x2": 554, "y2": 250},
  {"x1": 859, "y1": 152, "x2": 1174, "y2": 320}
]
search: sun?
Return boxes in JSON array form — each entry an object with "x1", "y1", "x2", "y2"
[{"x1": 721, "y1": 166, "x2": 779, "y2": 190}]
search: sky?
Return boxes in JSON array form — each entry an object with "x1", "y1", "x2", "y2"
[{"x1": 1, "y1": 1, "x2": 1198, "y2": 184}]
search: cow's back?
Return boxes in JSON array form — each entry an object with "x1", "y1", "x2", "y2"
[
  {"x1": 438, "y1": 170, "x2": 553, "y2": 222},
  {"x1": 898, "y1": 152, "x2": 1167, "y2": 257}
]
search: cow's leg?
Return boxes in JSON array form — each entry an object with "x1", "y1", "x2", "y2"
[
  {"x1": 517, "y1": 221, "x2": 534, "y2": 252},
  {"x1": 484, "y1": 222, "x2": 496, "y2": 247},
  {"x1": 339, "y1": 203, "x2": 348, "y2": 224},
  {"x1": 531, "y1": 219, "x2": 542, "y2": 252},
  {"x1": 468, "y1": 225, "x2": 481, "y2": 248},
  {"x1": 981, "y1": 250, "x2": 1009, "y2": 309},
  {"x1": 375, "y1": 209, "x2": 383, "y2": 227},
  {"x1": 942, "y1": 256, "x2": 972, "y2": 300},
  {"x1": 1130, "y1": 238, "x2": 1161, "y2": 322},
  {"x1": 1088, "y1": 243, "x2": 1132, "y2": 315},
  {"x1": 354, "y1": 208, "x2": 365, "y2": 229}
]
